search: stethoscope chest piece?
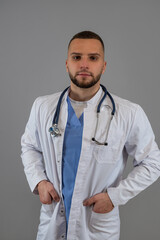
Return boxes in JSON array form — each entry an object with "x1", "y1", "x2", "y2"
[{"x1": 49, "y1": 124, "x2": 61, "y2": 137}]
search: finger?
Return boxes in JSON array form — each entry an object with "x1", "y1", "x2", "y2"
[
  {"x1": 83, "y1": 196, "x2": 96, "y2": 206},
  {"x1": 49, "y1": 187, "x2": 60, "y2": 202},
  {"x1": 39, "y1": 192, "x2": 52, "y2": 204}
]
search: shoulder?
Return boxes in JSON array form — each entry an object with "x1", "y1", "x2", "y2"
[
  {"x1": 33, "y1": 91, "x2": 62, "y2": 110},
  {"x1": 110, "y1": 93, "x2": 146, "y2": 126},
  {"x1": 29, "y1": 92, "x2": 63, "y2": 119},
  {"x1": 111, "y1": 93, "x2": 140, "y2": 116},
  {"x1": 113, "y1": 94, "x2": 138, "y2": 110},
  {"x1": 109, "y1": 93, "x2": 151, "y2": 140}
]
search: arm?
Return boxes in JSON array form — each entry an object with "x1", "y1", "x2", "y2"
[
  {"x1": 21, "y1": 98, "x2": 61, "y2": 202},
  {"x1": 107, "y1": 105, "x2": 160, "y2": 206},
  {"x1": 21, "y1": 98, "x2": 48, "y2": 194}
]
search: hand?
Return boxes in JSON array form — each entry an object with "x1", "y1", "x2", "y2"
[
  {"x1": 37, "y1": 180, "x2": 60, "y2": 204},
  {"x1": 83, "y1": 192, "x2": 114, "y2": 213}
]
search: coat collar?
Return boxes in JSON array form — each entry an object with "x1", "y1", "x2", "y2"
[{"x1": 61, "y1": 85, "x2": 113, "y2": 112}]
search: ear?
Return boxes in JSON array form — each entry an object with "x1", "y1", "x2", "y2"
[
  {"x1": 102, "y1": 61, "x2": 107, "y2": 74},
  {"x1": 66, "y1": 60, "x2": 68, "y2": 72}
]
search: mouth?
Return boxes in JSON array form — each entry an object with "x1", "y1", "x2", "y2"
[{"x1": 77, "y1": 72, "x2": 92, "y2": 77}]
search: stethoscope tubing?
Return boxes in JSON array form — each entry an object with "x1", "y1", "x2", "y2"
[
  {"x1": 49, "y1": 84, "x2": 116, "y2": 146},
  {"x1": 53, "y1": 86, "x2": 69, "y2": 125}
]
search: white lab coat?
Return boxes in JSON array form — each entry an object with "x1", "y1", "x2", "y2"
[{"x1": 21, "y1": 87, "x2": 160, "y2": 240}]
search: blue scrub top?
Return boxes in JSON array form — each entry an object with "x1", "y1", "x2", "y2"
[{"x1": 62, "y1": 96, "x2": 84, "y2": 229}]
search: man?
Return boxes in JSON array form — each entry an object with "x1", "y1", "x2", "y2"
[{"x1": 21, "y1": 31, "x2": 160, "y2": 240}]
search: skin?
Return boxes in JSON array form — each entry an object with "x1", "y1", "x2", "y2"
[
  {"x1": 37, "y1": 180, "x2": 60, "y2": 204},
  {"x1": 37, "y1": 38, "x2": 114, "y2": 213},
  {"x1": 66, "y1": 38, "x2": 106, "y2": 101}
]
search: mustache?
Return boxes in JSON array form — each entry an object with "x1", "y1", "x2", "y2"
[{"x1": 76, "y1": 71, "x2": 93, "y2": 76}]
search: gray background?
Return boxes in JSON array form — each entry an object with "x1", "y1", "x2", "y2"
[{"x1": 0, "y1": 0, "x2": 160, "y2": 239}]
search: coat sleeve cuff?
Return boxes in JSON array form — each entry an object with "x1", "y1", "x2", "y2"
[
  {"x1": 107, "y1": 187, "x2": 121, "y2": 207},
  {"x1": 29, "y1": 176, "x2": 48, "y2": 195}
]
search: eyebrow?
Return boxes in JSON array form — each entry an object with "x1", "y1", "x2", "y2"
[{"x1": 70, "y1": 52, "x2": 101, "y2": 56}]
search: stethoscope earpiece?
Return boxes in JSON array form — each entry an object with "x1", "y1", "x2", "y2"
[{"x1": 92, "y1": 137, "x2": 108, "y2": 146}]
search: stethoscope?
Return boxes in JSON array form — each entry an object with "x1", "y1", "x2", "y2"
[{"x1": 49, "y1": 84, "x2": 116, "y2": 146}]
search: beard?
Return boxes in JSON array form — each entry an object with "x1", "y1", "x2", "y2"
[{"x1": 68, "y1": 70, "x2": 103, "y2": 89}]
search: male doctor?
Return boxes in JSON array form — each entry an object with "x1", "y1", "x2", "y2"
[{"x1": 21, "y1": 31, "x2": 160, "y2": 240}]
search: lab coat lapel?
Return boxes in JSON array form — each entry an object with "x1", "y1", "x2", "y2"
[{"x1": 50, "y1": 92, "x2": 68, "y2": 186}]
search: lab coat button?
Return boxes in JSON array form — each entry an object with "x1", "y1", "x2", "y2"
[
  {"x1": 61, "y1": 235, "x2": 65, "y2": 238},
  {"x1": 60, "y1": 209, "x2": 64, "y2": 216}
]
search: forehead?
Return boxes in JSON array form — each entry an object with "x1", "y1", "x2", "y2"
[{"x1": 68, "y1": 38, "x2": 103, "y2": 55}]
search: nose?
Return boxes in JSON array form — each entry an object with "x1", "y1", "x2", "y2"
[{"x1": 80, "y1": 58, "x2": 89, "y2": 69}]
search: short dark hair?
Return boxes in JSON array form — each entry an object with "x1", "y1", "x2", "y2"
[{"x1": 68, "y1": 31, "x2": 105, "y2": 52}]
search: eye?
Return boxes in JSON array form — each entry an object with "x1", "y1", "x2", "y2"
[
  {"x1": 89, "y1": 56, "x2": 98, "y2": 61},
  {"x1": 72, "y1": 55, "x2": 81, "y2": 61}
]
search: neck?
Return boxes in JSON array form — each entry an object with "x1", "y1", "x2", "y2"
[{"x1": 69, "y1": 82, "x2": 100, "y2": 101}]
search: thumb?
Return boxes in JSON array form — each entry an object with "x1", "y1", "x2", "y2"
[
  {"x1": 83, "y1": 196, "x2": 96, "y2": 206},
  {"x1": 48, "y1": 183, "x2": 60, "y2": 202}
]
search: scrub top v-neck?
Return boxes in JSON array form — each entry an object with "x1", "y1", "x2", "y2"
[{"x1": 62, "y1": 96, "x2": 84, "y2": 228}]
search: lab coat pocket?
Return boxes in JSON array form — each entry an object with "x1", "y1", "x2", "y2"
[
  {"x1": 93, "y1": 145, "x2": 119, "y2": 164},
  {"x1": 38, "y1": 202, "x2": 56, "y2": 238},
  {"x1": 42, "y1": 203, "x2": 54, "y2": 211},
  {"x1": 90, "y1": 206, "x2": 120, "y2": 233},
  {"x1": 93, "y1": 126, "x2": 126, "y2": 164},
  {"x1": 41, "y1": 202, "x2": 55, "y2": 218}
]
